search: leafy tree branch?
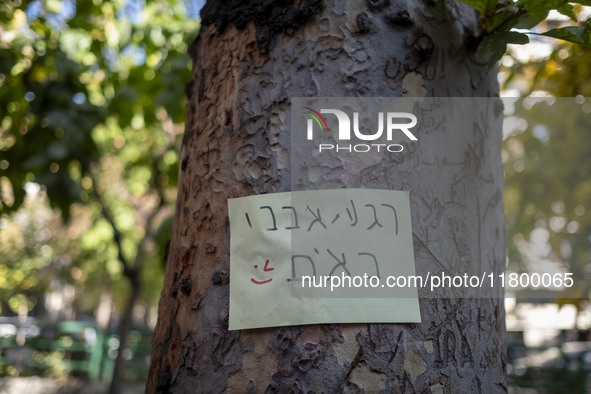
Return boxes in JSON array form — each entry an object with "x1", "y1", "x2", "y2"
[{"x1": 459, "y1": 0, "x2": 591, "y2": 66}]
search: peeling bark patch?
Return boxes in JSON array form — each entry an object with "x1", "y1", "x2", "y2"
[
  {"x1": 268, "y1": 327, "x2": 300, "y2": 355},
  {"x1": 323, "y1": 324, "x2": 345, "y2": 343},
  {"x1": 180, "y1": 275, "x2": 192, "y2": 296},
  {"x1": 192, "y1": 296, "x2": 203, "y2": 310},
  {"x1": 408, "y1": 32, "x2": 435, "y2": 69},
  {"x1": 403, "y1": 346, "x2": 426, "y2": 382},
  {"x1": 349, "y1": 363, "x2": 388, "y2": 392},
  {"x1": 344, "y1": 346, "x2": 363, "y2": 380},
  {"x1": 180, "y1": 246, "x2": 195, "y2": 271},
  {"x1": 266, "y1": 326, "x2": 347, "y2": 392},
  {"x1": 357, "y1": 325, "x2": 404, "y2": 374},
  {"x1": 463, "y1": 29, "x2": 480, "y2": 52},
  {"x1": 494, "y1": 303, "x2": 499, "y2": 329},
  {"x1": 384, "y1": 10, "x2": 414, "y2": 27},
  {"x1": 384, "y1": 57, "x2": 402, "y2": 80},
  {"x1": 246, "y1": 380, "x2": 255, "y2": 393},
  {"x1": 424, "y1": 340, "x2": 434, "y2": 354},
  {"x1": 332, "y1": 325, "x2": 363, "y2": 367},
  {"x1": 205, "y1": 242, "x2": 217, "y2": 253},
  {"x1": 156, "y1": 362, "x2": 172, "y2": 394},
  {"x1": 196, "y1": 76, "x2": 206, "y2": 104},
  {"x1": 402, "y1": 72, "x2": 427, "y2": 97},
  {"x1": 356, "y1": 12, "x2": 374, "y2": 34},
  {"x1": 169, "y1": 272, "x2": 179, "y2": 297},
  {"x1": 211, "y1": 270, "x2": 229, "y2": 286},
  {"x1": 200, "y1": 0, "x2": 324, "y2": 53},
  {"x1": 384, "y1": 29, "x2": 435, "y2": 87},
  {"x1": 367, "y1": 0, "x2": 390, "y2": 11},
  {"x1": 431, "y1": 383, "x2": 444, "y2": 394},
  {"x1": 184, "y1": 80, "x2": 194, "y2": 100},
  {"x1": 343, "y1": 70, "x2": 371, "y2": 94}
]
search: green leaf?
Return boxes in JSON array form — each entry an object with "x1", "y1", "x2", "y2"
[
  {"x1": 541, "y1": 23, "x2": 591, "y2": 46},
  {"x1": 523, "y1": 0, "x2": 567, "y2": 13},
  {"x1": 557, "y1": 3, "x2": 577, "y2": 21},
  {"x1": 457, "y1": 0, "x2": 500, "y2": 15},
  {"x1": 484, "y1": 8, "x2": 523, "y2": 33},
  {"x1": 570, "y1": 1, "x2": 591, "y2": 6},
  {"x1": 477, "y1": 30, "x2": 530, "y2": 67},
  {"x1": 514, "y1": 11, "x2": 548, "y2": 29}
]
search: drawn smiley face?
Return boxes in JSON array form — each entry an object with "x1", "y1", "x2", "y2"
[{"x1": 250, "y1": 259, "x2": 275, "y2": 285}]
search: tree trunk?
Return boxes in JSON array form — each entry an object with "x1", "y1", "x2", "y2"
[
  {"x1": 148, "y1": 1, "x2": 506, "y2": 393},
  {"x1": 109, "y1": 269, "x2": 140, "y2": 394}
]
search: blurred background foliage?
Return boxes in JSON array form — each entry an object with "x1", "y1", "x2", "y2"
[
  {"x1": 503, "y1": 98, "x2": 591, "y2": 303},
  {"x1": 0, "y1": 0, "x2": 199, "y2": 335},
  {"x1": 500, "y1": 7, "x2": 591, "y2": 309}
]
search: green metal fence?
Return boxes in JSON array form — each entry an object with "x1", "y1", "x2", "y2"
[
  {"x1": 508, "y1": 343, "x2": 591, "y2": 393},
  {"x1": 0, "y1": 320, "x2": 151, "y2": 382}
]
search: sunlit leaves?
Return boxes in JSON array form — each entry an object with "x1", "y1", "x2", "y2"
[
  {"x1": 457, "y1": 0, "x2": 591, "y2": 66},
  {"x1": 59, "y1": 29, "x2": 96, "y2": 65},
  {"x1": 1, "y1": 0, "x2": 194, "y2": 217},
  {"x1": 459, "y1": 0, "x2": 499, "y2": 14},
  {"x1": 1, "y1": 0, "x2": 196, "y2": 317},
  {"x1": 503, "y1": 99, "x2": 591, "y2": 299},
  {"x1": 557, "y1": 3, "x2": 578, "y2": 20},
  {"x1": 0, "y1": 190, "x2": 69, "y2": 314},
  {"x1": 502, "y1": 35, "x2": 591, "y2": 98},
  {"x1": 540, "y1": 23, "x2": 591, "y2": 45},
  {"x1": 477, "y1": 30, "x2": 530, "y2": 67}
]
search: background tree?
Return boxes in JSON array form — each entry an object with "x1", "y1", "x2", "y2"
[
  {"x1": 148, "y1": 1, "x2": 507, "y2": 392},
  {"x1": 487, "y1": 3, "x2": 591, "y2": 325},
  {"x1": 0, "y1": 0, "x2": 198, "y2": 389},
  {"x1": 498, "y1": 4, "x2": 591, "y2": 320},
  {"x1": 502, "y1": 98, "x2": 591, "y2": 315}
]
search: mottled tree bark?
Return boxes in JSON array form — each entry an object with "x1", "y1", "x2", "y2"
[{"x1": 148, "y1": 1, "x2": 506, "y2": 393}]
